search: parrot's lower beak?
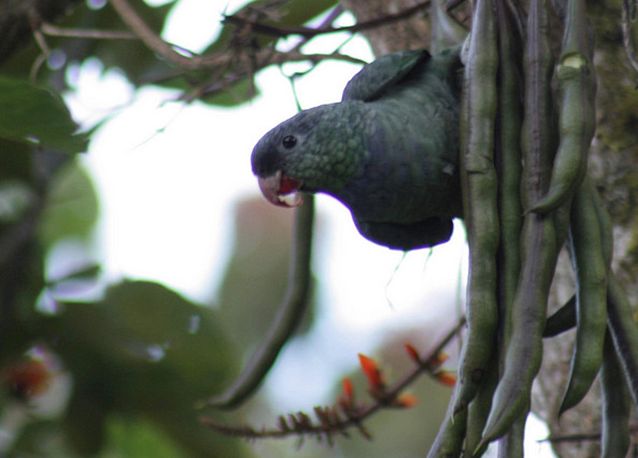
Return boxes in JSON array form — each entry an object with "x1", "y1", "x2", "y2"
[{"x1": 257, "y1": 171, "x2": 303, "y2": 208}]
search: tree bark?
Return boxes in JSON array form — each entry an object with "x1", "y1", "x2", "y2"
[{"x1": 339, "y1": 0, "x2": 431, "y2": 54}]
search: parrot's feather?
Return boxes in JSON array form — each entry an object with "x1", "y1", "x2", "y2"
[
  {"x1": 251, "y1": 47, "x2": 463, "y2": 250},
  {"x1": 342, "y1": 50, "x2": 431, "y2": 102},
  {"x1": 353, "y1": 216, "x2": 454, "y2": 251}
]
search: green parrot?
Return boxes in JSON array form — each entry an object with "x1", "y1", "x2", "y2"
[{"x1": 251, "y1": 47, "x2": 463, "y2": 250}]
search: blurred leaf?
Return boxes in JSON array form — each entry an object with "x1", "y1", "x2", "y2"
[
  {"x1": 0, "y1": 77, "x2": 87, "y2": 153},
  {"x1": 102, "y1": 416, "x2": 188, "y2": 458},
  {"x1": 0, "y1": 139, "x2": 32, "y2": 180},
  {"x1": 1, "y1": 1, "x2": 338, "y2": 108},
  {"x1": 49, "y1": 263, "x2": 101, "y2": 284},
  {"x1": 41, "y1": 280, "x2": 247, "y2": 457},
  {"x1": 64, "y1": 386, "x2": 108, "y2": 456},
  {"x1": 103, "y1": 280, "x2": 237, "y2": 391},
  {"x1": 202, "y1": 78, "x2": 261, "y2": 107},
  {"x1": 38, "y1": 161, "x2": 99, "y2": 248},
  {"x1": 0, "y1": 2, "x2": 177, "y2": 97},
  {"x1": 48, "y1": 280, "x2": 238, "y2": 394},
  {"x1": 0, "y1": 180, "x2": 34, "y2": 224}
]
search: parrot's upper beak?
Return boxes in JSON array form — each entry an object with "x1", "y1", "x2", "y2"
[{"x1": 257, "y1": 170, "x2": 303, "y2": 207}]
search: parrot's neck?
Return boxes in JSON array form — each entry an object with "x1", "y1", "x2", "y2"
[{"x1": 293, "y1": 101, "x2": 372, "y2": 195}]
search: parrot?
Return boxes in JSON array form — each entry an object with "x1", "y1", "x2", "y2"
[{"x1": 250, "y1": 47, "x2": 463, "y2": 251}]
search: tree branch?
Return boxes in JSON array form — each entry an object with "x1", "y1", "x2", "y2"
[
  {"x1": 539, "y1": 424, "x2": 638, "y2": 443},
  {"x1": 108, "y1": 0, "x2": 366, "y2": 89},
  {"x1": 108, "y1": 0, "x2": 203, "y2": 70},
  {"x1": 40, "y1": 22, "x2": 137, "y2": 40},
  {"x1": 222, "y1": 0, "x2": 432, "y2": 39},
  {"x1": 179, "y1": 50, "x2": 366, "y2": 102},
  {"x1": 200, "y1": 318, "x2": 465, "y2": 441}
]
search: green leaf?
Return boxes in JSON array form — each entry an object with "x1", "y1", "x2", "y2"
[
  {"x1": 43, "y1": 280, "x2": 245, "y2": 456},
  {"x1": 0, "y1": 77, "x2": 87, "y2": 153},
  {"x1": 0, "y1": 138, "x2": 32, "y2": 179},
  {"x1": 103, "y1": 416, "x2": 188, "y2": 458},
  {"x1": 100, "y1": 281, "x2": 237, "y2": 392},
  {"x1": 38, "y1": 161, "x2": 99, "y2": 247},
  {"x1": 202, "y1": 77, "x2": 261, "y2": 106}
]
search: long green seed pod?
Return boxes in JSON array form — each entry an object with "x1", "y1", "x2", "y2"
[
  {"x1": 559, "y1": 180, "x2": 608, "y2": 414},
  {"x1": 453, "y1": 0, "x2": 499, "y2": 414},
  {"x1": 495, "y1": 0, "x2": 523, "y2": 330},
  {"x1": 531, "y1": 0, "x2": 595, "y2": 214},
  {"x1": 203, "y1": 196, "x2": 314, "y2": 408},
  {"x1": 480, "y1": 0, "x2": 558, "y2": 446},
  {"x1": 465, "y1": 361, "x2": 498, "y2": 457},
  {"x1": 494, "y1": 1, "x2": 525, "y2": 454},
  {"x1": 607, "y1": 275, "x2": 638, "y2": 405},
  {"x1": 601, "y1": 331, "x2": 631, "y2": 458},
  {"x1": 427, "y1": 405, "x2": 468, "y2": 458}
]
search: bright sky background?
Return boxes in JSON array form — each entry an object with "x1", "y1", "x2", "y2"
[{"x1": 64, "y1": 0, "x2": 554, "y2": 455}]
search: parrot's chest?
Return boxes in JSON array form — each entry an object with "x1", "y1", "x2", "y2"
[{"x1": 337, "y1": 162, "x2": 437, "y2": 224}]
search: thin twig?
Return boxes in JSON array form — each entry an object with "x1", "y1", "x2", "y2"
[
  {"x1": 538, "y1": 424, "x2": 638, "y2": 443},
  {"x1": 223, "y1": 0, "x2": 431, "y2": 39},
  {"x1": 40, "y1": 22, "x2": 137, "y2": 40},
  {"x1": 109, "y1": 0, "x2": 365, "y2": 75},
  {"x1": 200, "y1": 318, "x2": 465, "y2": 440},
  {"x1": 289, "y1": 5, "x2": 345, "y2": 52},
  {"x1": 179, "y1": 50, "x2": 366, "y2": 102},
  {"x1": 109, "y1": 0, "x2": 203, "y2": 69},
  {"x1": 29, "y1": 9, "x2": 51, "y2": 82}
]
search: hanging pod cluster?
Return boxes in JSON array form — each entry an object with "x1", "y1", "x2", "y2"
[{"x1": 429, "y1": 0, "x2": 638, "y2": 456}]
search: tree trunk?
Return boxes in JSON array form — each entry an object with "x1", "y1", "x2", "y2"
[{"x1": 339, "y1": 0, "x2": 431, "y2": 54}]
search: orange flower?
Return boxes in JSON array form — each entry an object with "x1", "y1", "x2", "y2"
[
  {"x1": 358, "y1": 353, "x2": 385, "y2": 390},
  {"x1": 428, "y1": 352, "x2": 449, "y2": 369},
  {"x1": 342, "y1": 377, "x2": 354, "y2": 400},
  {"x1": 404, "y1": 343, "x2": 421, "y2": 363},
  {"x1": 395, "y1": 393, "x2": 418, "y2": 408},
  {"x1": 435, "y1": 370, "x2": 457, "y2": 387},
  {"x1": 2, "y1": 359, "x2": 51, "y2": 400}
]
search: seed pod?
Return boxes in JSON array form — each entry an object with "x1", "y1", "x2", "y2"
[{"x1": 453, "y1": 0, "x2": 500, "y2": 415}]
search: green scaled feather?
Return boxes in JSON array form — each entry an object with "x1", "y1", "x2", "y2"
[{"x1": 251, "y1": 47, "x2": 463, "y2": 250}]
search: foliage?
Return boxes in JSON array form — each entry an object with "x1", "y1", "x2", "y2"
[
  {"x1": 0, "y1": 0, "x2": 342, "y2": 455},
  {"x1": 0, "y1": 77, "x2": 87, "y2": 153},
  {"x1": 2, "y1": 0, "x2": 638, "y2": 457}
]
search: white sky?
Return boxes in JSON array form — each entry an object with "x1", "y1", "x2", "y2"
[{"x1": 64, "y1": 0, "x2": 554, "y2": 455}]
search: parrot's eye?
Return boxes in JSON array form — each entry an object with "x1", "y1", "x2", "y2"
[{"x1": 282, "y1": 135, "x2": 297, "y2": 149}]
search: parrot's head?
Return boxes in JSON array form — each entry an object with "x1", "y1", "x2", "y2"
[{"x1": 251, "y1": 103, "x2": 362, "y2": 208}]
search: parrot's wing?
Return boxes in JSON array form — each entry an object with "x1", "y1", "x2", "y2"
[{"x1": 341, "y1": 49, "x2": 431, "y2": 102}]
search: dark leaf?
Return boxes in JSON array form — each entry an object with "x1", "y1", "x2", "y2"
[
  {"x1": 0, "y1": 77, "x2": 87, "y2": 153},
  {"x1": 38, "y1": 161, "x2": 99, "y2": 247}
]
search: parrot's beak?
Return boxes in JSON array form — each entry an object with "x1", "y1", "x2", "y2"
[{"x1": 257, "y1": 170, "x2": 303, "y2": 208}]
